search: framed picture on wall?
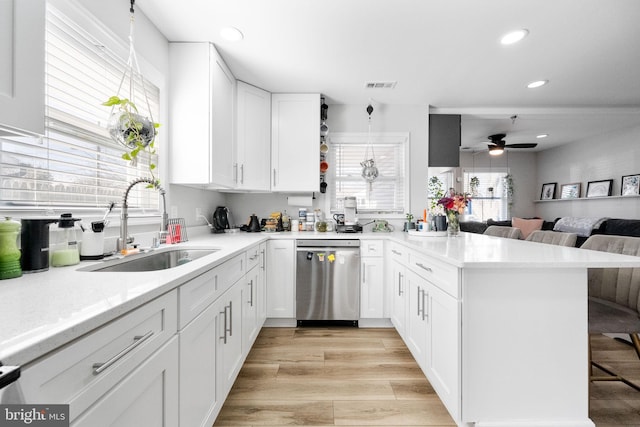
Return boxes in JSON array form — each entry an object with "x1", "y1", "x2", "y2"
[
  {"x1": 586, "y1": 179, "x2": 613, "y2": 198},
  {"x1": 621, "y1": 174, "x2": 640, "y2": 196},
  {"x1": 540, "y1": 183, "x2": 556, "y2": 200},
  {"x1": 560, "y1": 183, "x2": 581, "y2": 199},
  {"x1": 540, "y1": 182, "x2": 558, "y2": 200}
]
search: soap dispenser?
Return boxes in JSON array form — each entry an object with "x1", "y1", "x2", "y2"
[{"x1": 51, "y1": 213, "x2": 81, "y2": 267}]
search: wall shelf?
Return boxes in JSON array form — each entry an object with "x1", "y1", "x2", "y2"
[{"x1": 534, "y1": 195, "x2": 640, "y2": 203}]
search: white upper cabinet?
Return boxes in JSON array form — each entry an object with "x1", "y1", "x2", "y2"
[
  {"x1": 169, "y1": 42, "x2": 236, "y2": 187},
  {"x1": 0, "y1": 0, "x2": 45, "y2": 135},
  {"x1": 271, "y1": 93, "x2": 320, "y2": 192},
  {"x1": 235, "y1": 81, "x2": 271, "y2": 191}
]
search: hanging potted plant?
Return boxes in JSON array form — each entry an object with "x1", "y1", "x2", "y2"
[
  {"x1": 103, "y1": 96, "x2": 159, "y2": 183},
  {"x1": 470, "y1": 176, "x2": 480, "y2": 197}
]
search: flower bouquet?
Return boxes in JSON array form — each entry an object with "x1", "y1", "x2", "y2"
[{"x1": 437, "y1": 192, "x2": 471, "y2": 236}]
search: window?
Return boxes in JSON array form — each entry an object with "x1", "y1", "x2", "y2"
[
  {"x1": 0, "y1": 3, "x2": 160, "y2": 210},
  {"x1": 329, "y1": 133, "x2": 408, "y2": 215},
  {"x1": 462, "y1": 169, "x2": 511, "y2": 221}
]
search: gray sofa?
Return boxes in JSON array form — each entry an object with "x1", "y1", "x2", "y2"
[{"x1": 460, "y1": 218, "x2": 640, "y2": 247}]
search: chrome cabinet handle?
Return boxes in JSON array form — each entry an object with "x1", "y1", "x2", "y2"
[
  {"x1": 273, "y1": 169, "x2": 277, "y2": 186},
  {"x1": 416, "y1": 262, "x2": 432, "y2": 272},
  {"x1": 362, "y1": 262, "x2": 366, "y2": 283},
  {"x1": 248, "y1": 280, "x2": 254, "y2": 306},
  {"x1": 220, "y1": 305, "x2": 229, "y2": 344},
  {"x1": 423, "y1": 290, "x2": 429, "y2": 321},
  {"x1": 93, "y1": 331, "x2": 154, "y2": 375},
  {"x1": 392, "y1": 249, "x2": 401, "y2": 255},
  {"x1": 398, "y1": 272, "x2": 404, "y2": 296},
  {"x1": 260, "y1": 249, "x2": 265, "y2": 269},
  {"x1": 240, "y1": 164, "x2": 244, "y2": 184},
  {"x1": 249, "y1": 252, "x2": 259, "y2": 261},
  {"x1": 233, "y1": 163, "x2": 238, "y2": 183},
  {"x1": 417, "y1": 287, "x2": 422, "y2": 317},
  {"x1": 228, "y1": 301, "x2": 233, "y2": 337}
]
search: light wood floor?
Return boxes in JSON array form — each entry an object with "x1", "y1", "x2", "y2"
[{"x1": 214, "y1": 328, "x2": 640, "y2": 426}]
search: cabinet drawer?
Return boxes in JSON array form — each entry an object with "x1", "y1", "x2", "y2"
[
  {"x1": 388, "y1": 241, "x2": 409, "y2": 264},
  {"x1": 361, "y1": 240, "x2": 383, "y2": 257},
  {"x1": 21, "y1": 290, "x2": 178, "y2": 422},
  {"x1": 179, "y1": 252, "x2": 246, "y2": 328},
  {"x1": 246, "y1": 244, "x2": 261, "y2": 271},
  {"x1": 408, "y1": 251, "x2": 459, "y2": 298}
]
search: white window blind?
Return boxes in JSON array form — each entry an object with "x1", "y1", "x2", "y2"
[
  {"x1": 0, "y1": 3, "x2": 160, "y2": 209},
  {"x1": 463, "y1": 169, "x2": 510, "y2": 221},
  {"x1": 329, "y1": 133, "x2": 407, "y2": 214}
]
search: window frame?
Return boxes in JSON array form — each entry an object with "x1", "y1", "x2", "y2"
[
  {"x1": 0, "y1": 0, "x2": 167, "y2": 225},
  {"x1": 326, "y1": 132, "x2": 409, "y2": 219},
  {"x1": 461, "y1": 167, "x2": 511, "y2": 221}
]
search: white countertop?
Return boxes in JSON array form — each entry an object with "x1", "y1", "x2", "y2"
[{"x1": 2, "y1": 228, "x2": 639, "y2": 366}]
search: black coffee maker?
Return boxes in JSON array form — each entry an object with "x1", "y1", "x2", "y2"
[{"x1": 20, "y1": 218, "x2": 58, "y2": 273}]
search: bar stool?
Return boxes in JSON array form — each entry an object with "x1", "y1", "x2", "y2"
[
  {"x1": 483, "y1": 225, "x2": 522, "y2": 239},
  {"x1": 525, "y1": 230, "x2": 577, "y2": 247},
  {"x1": 581, "y1": 234, "x2": 640, "y2": 391}
]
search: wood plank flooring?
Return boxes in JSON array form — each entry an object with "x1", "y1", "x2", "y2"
[{"x1": 214, "y1": 328, "x2": 640, "y2": 426}]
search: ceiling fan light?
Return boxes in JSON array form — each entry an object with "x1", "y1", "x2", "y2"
[
  {"x1": 500, "y1": 29, "x2": 529, "y2": 45},
  {"x1": 527, "y1": 79, "x2": 548, "y2": 89},
  {"x1": 489, "y1": 145, "x2": 504, "y2": 156}
]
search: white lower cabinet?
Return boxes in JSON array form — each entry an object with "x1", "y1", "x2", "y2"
[
  {"x1": 72, "y1": 336, "x2": 179, "y2": 427},
  {"x1": 360, "y1": 240, "x2": 384, "y2": 318},
  {"x1": 242, "y1": 262, "x2": 260, "y2": 353},
  {"x1": 425, "y1": 281, "x2": 460, "y2": 421},
  {"x1": 405, "y1": 269, "x2": 428, "y2": 366},
  {"x1": 389, "y1": 259, "x2": 407, "y2": 337},
  {"x1": 216, "y1": 283, "x2": 244, "y2": 399},
  {"x1": 266, "y1": 239, "x2": 295, "y2": 318},
  {"x1": 179, "y1": 300, "x2": 221, "y2": 427}
]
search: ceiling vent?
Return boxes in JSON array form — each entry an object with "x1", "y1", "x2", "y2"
[{"x1": 364, "y1": 81, "x2": 397, "y2": 89}]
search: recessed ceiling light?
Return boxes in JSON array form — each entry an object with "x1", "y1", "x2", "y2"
[
  {"x1": 536, "y1": 134, "x2": 548, "y2": 139},
  {"x1": 500, "y1": 29, "x2": 529, "y2": 45},
  {"x1": 527, "y1": 80, "x2": 548, "y2": 89},
  {"x1": 220, "y1": 27, "x2": 244, "y2": 42}
]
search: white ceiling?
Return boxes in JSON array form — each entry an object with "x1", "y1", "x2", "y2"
[{"x1": 137, "y1": 0, "x2": 640, "y2": 151}]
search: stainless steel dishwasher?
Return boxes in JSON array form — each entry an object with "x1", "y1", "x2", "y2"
[{"x1": 296, "y1": 239, "x2": 360, "y2": 326}]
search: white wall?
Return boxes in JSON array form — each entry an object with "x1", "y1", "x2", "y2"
[{"x1": 535, "y1": 123, "x2": 640, "y2": 220}]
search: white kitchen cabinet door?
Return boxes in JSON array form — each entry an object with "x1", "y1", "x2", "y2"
[
  {"x1": 242, "y1": 265, "x2": 260, "y2": 352},
  {"x1": 169, "y1": 42, "x2": 235, "y2": 187},
  {"x1": 179, "y1": 301, "x2": 221, "y2": 427},
  {"x1": 236, "y1": 81, "x2": 271, "y2": 191},
  {"x1": 0, "y1": 0, "x2": 45, "y2": 135},
  {"x1": 426, "y1": 281, "x2": 460, "y2": 421},
  {"x1": 257, "y1": 243, "x2": 267, "y2": 326},
  {"x1": 405, "y1": 269, "x2": 428, "y2": 368},
  {"x1": 360, "y1": 256, "x2": 384, "y2": 318},
  {"x1": 72, "y1": 337, "x2": 179, "y2": 427},
  {"x1": 389, "y1": 260, "x2": 407, "y2": 338},
  {"x1": 271, "y1": 93, "x2": 320, "y2": 192},
  {"x1": 266, "y1": 239, "x2": 295, "y2": 318},
  {"x1": 217, "y1": 283, "x2": 244, "y2": 397}
]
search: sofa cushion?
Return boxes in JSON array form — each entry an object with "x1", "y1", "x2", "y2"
[
  {"x1": 600, "y1": 219, "x2": 640, "y2": 238},
  {"x1": 512, "y1": 217, "x2": 544, "y2": 239},
  {"x1": 486, "y1": 219, "x2": 512, "y2": 227}
]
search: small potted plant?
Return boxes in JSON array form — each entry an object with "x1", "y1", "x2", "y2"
[
  {"x1": 103, "y1": 96, "x2": 160, "y2": 184},
  {"x1": 404, "y1": 213, "x2": 415, "y2": 232}
]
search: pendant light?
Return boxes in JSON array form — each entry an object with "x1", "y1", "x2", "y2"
[{"x1": 361, "y1": 104, "x2": 379, "y2": 189}]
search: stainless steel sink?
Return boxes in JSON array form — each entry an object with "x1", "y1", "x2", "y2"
[{"x1": 81, "y1": 248, "x2": 219, "y2": 272}]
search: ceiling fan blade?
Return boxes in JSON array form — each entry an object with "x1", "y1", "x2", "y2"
[{"x1": 504, "y1": 143, "x2": 537, "y2": 149}]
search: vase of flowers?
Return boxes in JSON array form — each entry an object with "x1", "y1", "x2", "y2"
[{"x1": 437, "y1": 192, "x2": 471, "y2": 236}]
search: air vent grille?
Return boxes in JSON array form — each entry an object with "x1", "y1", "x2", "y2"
[{"x1": 364, "y1": 81, "x2": 397, "y2": 89}]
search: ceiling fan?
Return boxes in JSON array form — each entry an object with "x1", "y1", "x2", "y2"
[{"x1": 487, "y1": 133, "x2": 537, "y2": 156}]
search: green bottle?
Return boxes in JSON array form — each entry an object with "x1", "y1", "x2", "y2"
[{"x1": 0, "y1": 217, "x2": 22, "y2": 280}]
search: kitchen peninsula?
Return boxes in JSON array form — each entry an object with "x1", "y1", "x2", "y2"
[{"x1": 1, "y1": 230, "x2": 639, "y2": 427}]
